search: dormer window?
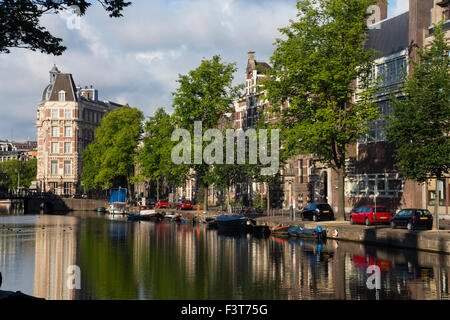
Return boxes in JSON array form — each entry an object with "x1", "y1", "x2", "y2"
[{"x1": 58, "y1": 90, "x2": 66, "y2": 102}]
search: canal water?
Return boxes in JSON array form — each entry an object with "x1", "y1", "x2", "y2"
[{"x1": 0, "y1": 209, "x2": 449, "y2": 300}]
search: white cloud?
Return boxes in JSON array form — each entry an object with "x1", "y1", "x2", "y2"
[{"x1": 0, "y1": 0, "x2": 298, "y2": 140}]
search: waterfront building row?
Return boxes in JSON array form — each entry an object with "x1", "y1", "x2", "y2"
[{"x1": 175, "y1": 0, "x2": 449, "y2": 217}]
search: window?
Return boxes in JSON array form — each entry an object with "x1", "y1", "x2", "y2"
[
  {"x1": 51, "y1": 109, "x2": 58, "y2": 119},
  {"x1": 359, "y1": 100, "x2": 393, "y2": 143},
  {"x1": 58, "y1": 91, "x2": 66, "y2": 102},
  {"x1": 346, "y1": 173, "x2": 404, "y2": 198},
  {"x1": 63, "y1": 182, "x2": 72, "y2": 195},
  {"x1": 64, "y1": 161, "x2": 71, "y2": 175},
  {"x1": 64, "y1": 142, "x2": 72, "y2": 154},
  {"x1": 429, "y1": 179, "x2": 447, "y2": 206},
  {"x1": 51, "y1": 126, "x2": 59, "y2": 137},
  {"x1": 51, "y1": 160, "x2": 58, "y2": 175},
  {"x1": 64, "y1": 126, "x2": 72, "y2": 137},
  {"x1": 298, "y1": 159, "x2": 304, "y2": 184},
  {"x1": 64, "y1": 109, "x2": 72, "y2": 119},
  {"x1": 443, "y1": 6, "x2": 450, "y2": 21},
  {"x1": 397, "y1": 210, "x2": 413, "y2": 217},
  {"x1": 51, "y1": 142, "x2": 59, "y2": 154}
]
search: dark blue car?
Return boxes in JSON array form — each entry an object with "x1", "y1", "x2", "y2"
[{"x1": 299, "y1": 203, "x2": 335, "y2": 222}]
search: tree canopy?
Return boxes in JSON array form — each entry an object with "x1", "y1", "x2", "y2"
[
  {"x1": 264, "y1": 0, "x2": 381, "y2": 219},
  {"x1": 387, "y1": 22, "x2": 450, "y2": 229},
  {"x1": 387, "y1": 22, "x2": 450, "y2": 184},
  {"x1": 137, "y1": 108, "x2": 188, "y2": 200},
  {"x1": 172, "y1": 55, "x2": 242, "y2": 209},
  {"x1": 0, "y1": 0, "x2": 131, "y2": 55},
  {"x1": 0, "y1": 158, "x2": 37, "y2": 190},
  {"x1": 81, "y1": 106, "x2": 143, "y2": 192}
]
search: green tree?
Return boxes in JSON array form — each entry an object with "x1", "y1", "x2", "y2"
[
  {"x1": 264, "y1": 0, "x2": 380, "y2": 220},
  {"x1": 172, "y1": 55, "x2": 242, "y2": 210},
  {"x1": 138, "y1": 108, "x2": 188, "y2": 201},
  {"x1": 0, "y1": 0, "x2": 131, "y2": 55},
  {"x1": 0, "y1": 158, "x2": 37, "y2": 190},
  {"x1": 81, "y1": 106, "x2": 143, "y2": 195},
  {"x1": 387, "y1": 22, "x2": 450, "y2": 230}
]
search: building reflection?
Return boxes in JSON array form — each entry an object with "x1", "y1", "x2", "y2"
[
  {"x1": 12, "y1": 216, "x2": 449, "y2": 300},
  {"x1": 33, "y1": 215, "x2": 79, "y2": 300}
]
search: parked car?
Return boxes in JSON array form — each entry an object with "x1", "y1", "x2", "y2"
[
  {"x1": 177, "y1": 200, "x2": 193, "y2": 210},
  {"x1": 390, "y1": 209, "x2": 433, "y2": 230},
  {"x1": 155, "y1": 199, "x2": 169, "y2": 209},
  {"x1": 146, "y1": 198, "x2": 156, "y2": 207},
  {"x1": 299, "y1": 203, "x2": 334, "y2": 221},
  {"x1": 350, "y1": 206, "x2": 392, "y2": 226}
]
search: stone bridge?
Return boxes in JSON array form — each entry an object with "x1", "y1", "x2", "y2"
[{"x1": 0, "y1": 191, "x2": 108, "y2": 214}]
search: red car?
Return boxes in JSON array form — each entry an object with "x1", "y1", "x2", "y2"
[
  {"x1": 177, "y1": 200, "x2": 193, "y2": 210},
  {"x1": 350, "y1": 206, "x2": 392, "y2": 226},
  {"x1": 155, "y1": 199, "x2": 169, "y2": 209}
]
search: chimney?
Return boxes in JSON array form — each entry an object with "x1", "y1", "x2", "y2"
[
  {"x1": 376, "y1": 1, "x2": 388, "y2": 21},
  {"x1": 409, "y1": 0, "x2": 434, "y2": 62},
  {"x1": 367, "y1": 1, "x2": 388, "y2": 26},
  {"x1": 248, "y1": 51, "x2": 255, "y2": 63}
]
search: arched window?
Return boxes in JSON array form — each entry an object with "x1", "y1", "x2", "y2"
[{"x1": 58, "y1": 90, "x2": 66, "y2": 102}]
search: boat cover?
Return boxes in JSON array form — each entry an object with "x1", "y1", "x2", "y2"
[{"x1": 287, "y1": 226, "x2": 316, "y2": 236}]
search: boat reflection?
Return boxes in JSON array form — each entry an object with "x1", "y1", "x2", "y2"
[{"x1": 0, "y1": 214, "x2": 448, "y2": 300}]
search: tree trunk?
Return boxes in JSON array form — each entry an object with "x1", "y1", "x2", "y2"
[
  {"x1": 434, "y1": 178, "x2": 440, "y2": 231},
  {"x1": 266, "y1": 182, "x2": 270, "y2": 216},
  {"x1": 203, "y1": 185, "x2": 208, "y2": 212},
  {"x1": 227, "y1": 185, "x2": 232, "y2": 214},
  {"x1": 336, "y1": 166, "x2": 345, "y2": 221},
  {"x1": 156, "y1": 179, "x2": 160, "y2": 201},
  {"x1": 127, "y1": 177, "x2": 132, "y2": 201}
]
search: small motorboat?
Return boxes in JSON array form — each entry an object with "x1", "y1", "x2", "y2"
[
  {"x1": 96, "y1": 207, "x2": 106, "y2": 213},
  {"x1": 164, "y1": 213, "x2": 181, "y2": 221},
  {"x1": 107, "y1": 202, "x2": 127, "y2": 214},
  {"x1": 288, "y1": 225, "x2": 327, "y2": 241},
  {"x1": 216, "y1": 215, "x2": 247, "y2": 233},
  {"x1": 205, "y1": 217, "x2": 218, "y2": 229},
  {"x1": 252, "y1": 224, "x2": 271, "y2": 236},
  {"x1": 127, "y1": 214, "x2": 142, "y2": 221},
  {"x1": 138, "y1": 206, "x2": 163, "y2": 221},
  {"x1": 179, "y1": 216, "x2": 198, "y2": 224},
  {"x1": 269, "y1": 224, "x2": 290, "y2": 237}
]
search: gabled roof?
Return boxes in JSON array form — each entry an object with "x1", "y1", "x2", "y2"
[
  {"x1": 42, "y1": 73, "x2": 78, "y2": 102},
  {"x1": 48, "y1": 73, "x2": 78, "y2": 102},
  {"x1": 365, "y1": 11, "x2": 410, "y2": 58}
]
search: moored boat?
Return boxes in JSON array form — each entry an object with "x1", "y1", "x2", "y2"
[
  {"x1": 107, "y1": 202, "x2": 127, "y2": 214},
  {"x1": 287, "y1": 225, "x2": 327, "y2": 241},
  {"x1": 164, "y1": 213, "x2": 181, "y2": 222},
  {"x1": 269, "y1": 224, "x2": 290, "y2": 237},
  {"x1": 216, "y1": 215, "x2": 247, "y2": 233},
  {"x1": 205, "y1": 217, "x2": 218, "y2": 229},
  {"x1": 251, "y1": 224, "x2": 271, "y2": 236}
]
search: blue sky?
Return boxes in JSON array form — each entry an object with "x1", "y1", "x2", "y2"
[{"x1": 0, "y1": 0, "x2": 409, "y2": 141}]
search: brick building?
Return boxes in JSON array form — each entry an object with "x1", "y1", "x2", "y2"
[
  {"x1": 36, "y1": 65, "x2": 122, "y2": 196},
  {"x1": 205, "y1": 0, "x2": 448, "y2": 217}
]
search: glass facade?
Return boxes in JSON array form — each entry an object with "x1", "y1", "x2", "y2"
[{"x1": 346, "y1": 173, "x2": 404, "y2": 198}]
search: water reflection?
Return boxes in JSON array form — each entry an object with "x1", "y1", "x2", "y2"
[{"x1": 0, "y1": 213, "x2": 448, "y2": 300}]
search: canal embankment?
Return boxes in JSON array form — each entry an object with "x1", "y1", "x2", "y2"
[{"x1": 154, "y1": 208, "x2": 450, "y2": 254}]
